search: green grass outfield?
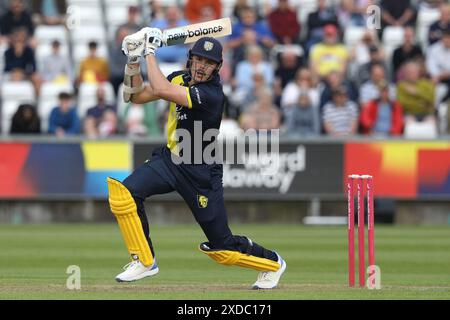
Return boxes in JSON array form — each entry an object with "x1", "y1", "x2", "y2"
[{"x1": 0, "y1": 224, "x2": 449, "y2": 300}]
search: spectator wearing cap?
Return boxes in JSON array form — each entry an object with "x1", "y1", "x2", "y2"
[
  {"x1": 40, "y1": 40, "x2": 73, "y2": 83},
  {"x1": 322, "y1": 86, "x2": 359, "y2": 136},
  {"x1": 309, "y1": 24, "x2": 348, "y2": 80},
  {"x1": 360, "y1": 81, "x2": 404, "y2": 136},
  {"x1": 426, "y1": 27, "x2": 450, "y2": 102},
  {"x1": 356, "y1": 44, "x2": 388, "y2": 85},
  {"x1": 185, "y1": 0, "x2": 221, "y2": 23},
  {"x1": 48, "y1": 92, "x2": 80, "y2": 136},
  {"x1": 305, "y1": 0, "x2": 339, "y2": 53},
  {"x1": 392, "y1": 26, "x2": 423, "y2": 81},
  {"x1": 77, "y1": 41, "x2": 110, "y2": 85},
  {"x1": 428, "y1": 3, "x2": 450, "y2": 46},
  {"x1": 319, "y1": 70, "x2": 358, "y2": 110},
  {"x1": 268, "y1": 0, "x2": 301, "y2": 44}
]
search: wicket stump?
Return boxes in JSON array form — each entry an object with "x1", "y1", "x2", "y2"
[{"x1": 347, "y1": 174, "x2": 375, "y2": 288}]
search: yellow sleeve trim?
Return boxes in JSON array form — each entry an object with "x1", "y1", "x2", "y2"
[{"x1": 186, "y1": 87, "x2": 193, "y2": 109}]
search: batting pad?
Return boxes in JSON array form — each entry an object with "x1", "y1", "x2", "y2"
[
  {"x1": 107, "y1": 177, "x2": 154, "y2": 267},
  {"x1": 199, "y1": 243, "x2": 280, "y2": 272}
]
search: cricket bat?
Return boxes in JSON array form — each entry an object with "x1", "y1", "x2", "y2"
[{"x1": 162, "y1": 18, "x2": 232, "y2": 46}]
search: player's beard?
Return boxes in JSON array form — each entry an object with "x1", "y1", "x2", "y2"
[{"x1": 191, "y1": 61, "x2": 212, "y2": 83}]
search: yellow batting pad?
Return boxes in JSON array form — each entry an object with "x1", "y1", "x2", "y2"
[
  {"x1": 107, "y1": 177, "x2": 154, "y2": 267},
  {"x1": 199, "y1": 245, "x2": 280, "y2": 272}
]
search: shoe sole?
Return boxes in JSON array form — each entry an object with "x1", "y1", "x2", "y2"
[
  {"x1": 251, "y1": 260, "x2": 287, "y2": 290},
  {"x1": 115, "y1": 267, "x2": 159, "y2": 283}
]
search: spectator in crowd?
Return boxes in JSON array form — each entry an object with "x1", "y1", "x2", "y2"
[
  {"x1": 274, "y1": 47, "x2": 303, "y2": 106},
  {"x1": 145, "y1": 0, "x2": 164, "y2": 25},
  {"x1": 230, "y1": 71, "x2": 267, "y2": 115},
  {"x1": 230, "y1": 28, "x2": 258, "y2": 73},
  {"x1": 77, "y1": 41, "x2": 110, "y2": 85},
  {"x1": 360, "y1": 81, "x2": 404, "y2": 136},
  {"x1": 397, "y1": 62, "x2": 436, "y2": 127},
  {"x1": 281, "y1": 67, "x2": 320, "y2": 111},
  {"x1": 196, "y1": 4, "x2": 218, "y2": 23},
  {"x1": 109, "y1": 26, "x2": 130, "y2": 94},
  {"x1": 10, "y1": 103, "x2": 41, "y2": 134},
  {"x1": 426, "y1": 28, "x2": 450, "y2": 102},
  {"x1": 309, "y1": 24, "x2": 348, "y2": 80},
  {"x1": 348, "y1": 29, "x2": 380, "y2": 81},
  {"x1": 322, "y1": 86, "x2": 359, "y2": 136},
  {"x1": 268, "y1": 0, "x2": 300, "y2": 44},
  {"x1": 40, "y1": 39, "x2": 72, "y2": 83},
  {"x1": 151, "y1": 6, "x2": 189, "y2": 63},
  {"x1": 116, "y1": 5, "x2": 142, "y2": 40},
  {"x1": 359, "y1": 63, "x2": 396, "y2": 106},
  {"x1": 319, "y1": 70, "x2": 358, "y2": 109},
  {"x1": 380, "y1": 0, "x2": 416, "y2": 37},
  {"x1": 392, "y1": 26, "x2": 424, "y2": 81},
  {"x1": 357, "y1": 44, "x2": 388, "y2": 85},
  {"x1": 275, "y1": 47, "x2": 303, "y2": 89},
  {"x1": 337, "y1": 0, "x2": 374, "y2": 28},
  {"x1": 240, "y1": 89, "x2": 281, "y2": 131},
  {"x1": 185, "y1": 0, "x2": 221, "y2": 23},
  {"x1": 48, "y1": 92, "x2": 80, "y2": 136},
  {"x1": 227, "y1": 6, "x2": 275, "y2": 53},
  {"x1": 0, "y1": 0, "x2": 35, "y2": 45},
  {"x1": 4, "y1": 27, "x2": 41, "y2": 95},
  {"x1": 122, "y1": 101, "x2": 161, "y2": 137},
  {"x1": 284, "y1": 93, "x2": 321, "y2": 137},
  {"x1": 234, "y1": 45, "x2": 274, "y2": 95},
  {"x1": 232, "y1": 0, "x2": 254, "y2": 23},
  {"x1": 84, "y1": 86, "x2": 117, "y2": 138},
  {"x1": 31, "y1": 0, "x2": 67, "y2": 25},
  {"x1": 428, "y1": 3, "x2": 450, "y2": 46},
  {"x1": 305, "y1": 0, "x2": 339, "y2": 53}
]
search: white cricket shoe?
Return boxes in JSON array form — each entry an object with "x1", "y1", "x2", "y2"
[
  {"x1": 115, "y1": 259, "x2": 159, "y2": 282},
  {"x1": 252, "y1": 253, "x2": 286, "y2": 290}
]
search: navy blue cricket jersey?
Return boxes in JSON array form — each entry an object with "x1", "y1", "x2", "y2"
[{"x1": 165, "y1": 70, "x2": 224, "y2": 163}]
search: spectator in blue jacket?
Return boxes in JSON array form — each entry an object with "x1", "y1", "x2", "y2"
[{"x1": 48, "y1": 92, "x2": 80, "y2": 136}]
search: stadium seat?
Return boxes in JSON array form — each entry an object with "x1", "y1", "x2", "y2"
[
  {"x1": 344, "y1": 27, "x2": 366, "y2": 48},
  {"x1": 70, "y1": 25, "x2": 107, "y2": 46},
  {"x1": 417, "y1": 8, "x2": 441, "y2": 50},
  {"x1": 382, "y1": 26, "x2": 405, "y2": 64},
  {"x1": 35, "y1": 25, "x2": 68, "y2": 47},
  {"x1": 77, "y1": 82, "x2": 116, "y2": 118},
  {"x1": 0, "y1": 81, "x2": 36, "y2": 134},
  {"x1": 38, "y1": 82, "x2": 75, "y2": 132}
]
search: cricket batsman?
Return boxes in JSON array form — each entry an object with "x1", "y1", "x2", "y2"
[{"x1": 106, "y1": 26, "x2": 286, "y2": 289}]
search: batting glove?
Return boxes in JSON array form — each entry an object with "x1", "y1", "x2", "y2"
[
  {"x1": 144, "y1": 28, "x2": 163, "y2": 56},
  {"x1": 122, "y1": 29, "x2": 147, "y2": 64}
]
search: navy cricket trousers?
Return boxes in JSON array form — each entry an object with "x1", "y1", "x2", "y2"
[{"x1": 121, "y1": 146, "x2": 277, "y2": 262}]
